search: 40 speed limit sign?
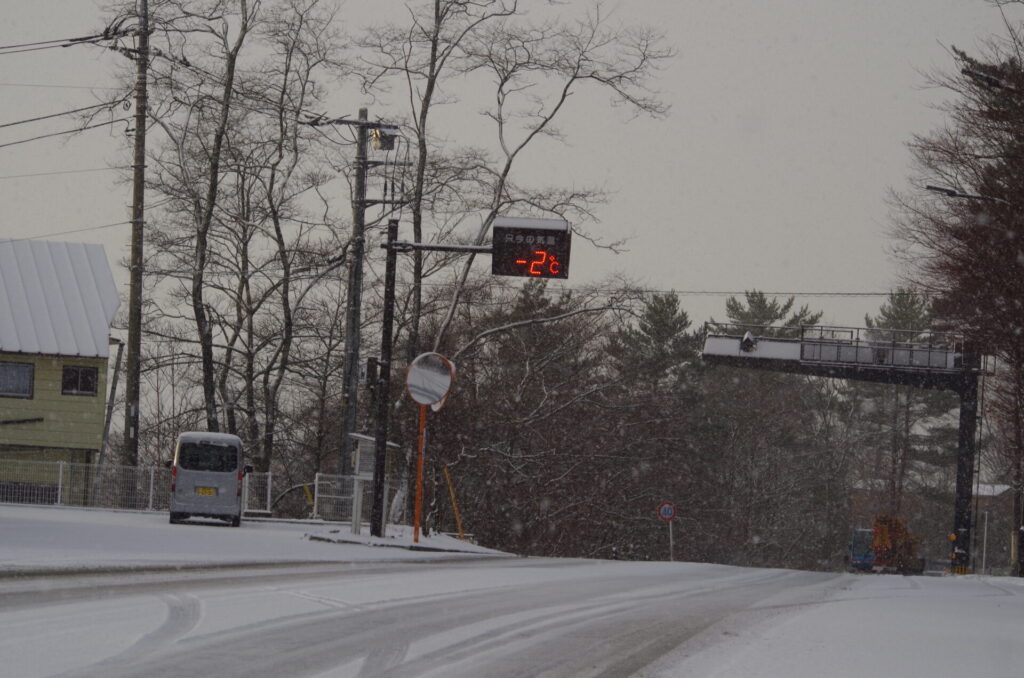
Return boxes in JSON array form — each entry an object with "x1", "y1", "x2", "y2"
[{"x1": 657, "y1": 501, "x2": 676, "y2": 522}]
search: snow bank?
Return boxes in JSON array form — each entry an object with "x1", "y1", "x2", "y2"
[
  {"x1": 645, "y1": 572, "x2": 1024, "y2": 678},
  {"x1": 0, "y1": 504, "x2": 504, "y2": 574}
]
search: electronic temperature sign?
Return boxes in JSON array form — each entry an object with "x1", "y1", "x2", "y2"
[{"x1": 491, "y1": 216, "x2": 571, "y2": 279}]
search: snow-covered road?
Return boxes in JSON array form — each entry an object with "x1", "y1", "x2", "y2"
[
  {"x1": 4, "y1": 556, "x2": 829, "y2": 678},
  {"x1": 1, "y1": 505, "x2": 1022, "y2": 677}
]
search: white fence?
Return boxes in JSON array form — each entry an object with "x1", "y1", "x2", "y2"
[
  {"x1": 0, "y1": 459, "x2": 397, "y2": 527},
  {"x1": 312, "y1": 473, "x2": 397, "y2": 532},
  {"x1": 0, "y1": 458, "x2": 272, "y2": 515}
]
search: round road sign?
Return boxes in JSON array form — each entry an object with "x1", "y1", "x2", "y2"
[{"x1": 657, "y1": 501, "x2": 675, "y2": 522}]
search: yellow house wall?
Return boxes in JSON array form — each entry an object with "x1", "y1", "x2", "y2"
[{"x1": 0, "y1": 352, "x2": 109, "y2": 458}]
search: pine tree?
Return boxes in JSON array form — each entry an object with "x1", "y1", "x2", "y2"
[{"x1": 852, "y1": 290, "x2": 959, "y2": 555}]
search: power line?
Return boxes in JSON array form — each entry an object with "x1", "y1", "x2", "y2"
[
  {"x1": 0, "y1": 166, "x2": 130, "y2": 180},
  {"x1": 5, "y1": 220, "x2": 132, "y2": 242},
  {"x1": 0, "y1": 26, "x2": 135, "y2": 56},
  {"x1": 0, "y1": 44, "x2": 96, "y2": 56},
  {"x1": 0, "y1": 117, "x2": 130, "y2": 150},
  {"x1": 0, "y1": 37, "x2": 85, "y2": 50},
  {"x1": 640, "y1": 290, "x2": 907, "y2": 298},
  {"x1": 0, "y1": 97, "x2": 130, "y2": 129},
  {"x1": 0, "y1": 82, "x2": 124, "y2": 90},
  {"x1": 413, "y1": 280, "x2": 922, "y2": 302}
]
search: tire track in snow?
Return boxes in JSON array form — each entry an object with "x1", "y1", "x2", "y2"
[
  {"x1": 40, "y1": 564, "x2": 828, "y2": 678},
  {"x1": 54, "y1": 593, "x2": 202, "y2": 677},
  {"x1": 356, "y1": 569, "x2": 816, "y2": 678},
  {"x1": 356, "y1": 641, "x2": 411, "y2": 677}
]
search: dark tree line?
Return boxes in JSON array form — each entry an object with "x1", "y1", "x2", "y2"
[{"x1": 411, "y1": 285, "x2": 969, "y2": 571}]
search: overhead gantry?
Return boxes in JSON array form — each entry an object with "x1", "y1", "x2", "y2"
[{"x1": 702, "y1": 323, "x2": 986, "y2": 574}]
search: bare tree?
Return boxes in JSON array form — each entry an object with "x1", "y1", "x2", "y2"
[
  {"x1": 130, "y1": 0, "x2": 351, "y2": 470},
  {"x1": 355, "y1": 1, "x2": 671, "y2": 358},
  {"x1": 432, "y1": 4, "x2": 672, "y2": 349},
  {"x1": 356, "y1": 0, "x2": 519, "y2": 362}
]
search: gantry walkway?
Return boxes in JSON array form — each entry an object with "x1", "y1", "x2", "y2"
[{"x1": 702, "y1": 324, "x2": 979, "y2": 390}]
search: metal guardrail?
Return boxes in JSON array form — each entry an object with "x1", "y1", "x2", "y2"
[
  {"x1": 0, "y1": 458, "x2": 273, "y2": 515},
  {"x1": 799, "y1": 326, "x2": 963, "y2": 372}
]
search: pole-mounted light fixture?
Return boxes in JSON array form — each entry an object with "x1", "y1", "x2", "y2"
[{"x1": 371, "y1": 126, "x2": 400, "y2": 150}]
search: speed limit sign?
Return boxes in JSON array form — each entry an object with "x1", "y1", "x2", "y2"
[{"x1": 657, "y1": 501, "x2": 677, "y2": 561}]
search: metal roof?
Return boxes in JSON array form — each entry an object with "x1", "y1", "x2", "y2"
[{"x1": 0, "y1": 239, "x2": 120, "y2": 358}]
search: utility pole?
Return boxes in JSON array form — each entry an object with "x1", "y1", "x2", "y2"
[
  {"x1": 339, "y1": 108, "x2": 369, "y2": 476},
  {"x1": 371, "y1": 219, "x2": 400, "y2": 537},
  {"x1": 124, "y1": 0, "x2": 149, "y2": 466},
  {"x1": 298, "y1": 110, "x2": 404, "y2": 477}
]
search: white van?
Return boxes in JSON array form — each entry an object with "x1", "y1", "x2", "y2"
[{"x1": 167, "y1": 432, "x2": 252, "y2": 526}]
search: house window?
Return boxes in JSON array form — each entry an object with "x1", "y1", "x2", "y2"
[
  {"x1": 62, "y1": 365, "x2": 98, "y2": 396},
  {"x1": 0, "y1": 362, "x2": 34, "y2": 398}
]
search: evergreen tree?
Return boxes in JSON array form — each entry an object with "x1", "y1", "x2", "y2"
[
  {"x1": 686, "y1": 292, "x2": 846, "y2": 569},
  {"x1": 606, "y1": 292, "x2": 698, "y2": 387},
  {"x1": 718, "y1": 290, "x2": 822, "y2": 337},
  {"x1": 851, "y1": 290, "x2": 959, "y2": 559}
]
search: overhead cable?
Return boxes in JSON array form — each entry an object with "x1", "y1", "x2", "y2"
[
  {"x1": 0, "y1": 37, "x2": 83, "y2": 50},
  {"x1": 0, "y1": 117, "x2": 130, "y2": 150},
  {"x1": 0, "y1": 97, "x2": 130, "y2": 129},
  {"x1": 6, "y1": 220, "x2": 131, "y2": 241},
  {"x1": 0, "y1": 22, "x2": 134, "y2": 55},
  {"x1": 0, "y1": 166, "x2": 130, "y2": 180},
  {"x1": 0, "y1": 82, "x2": 125, "y2": 90}
]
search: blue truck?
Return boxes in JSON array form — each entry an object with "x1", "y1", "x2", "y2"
[{"x1": 847, "y1": 528, "x2": 876, "y2": 571}]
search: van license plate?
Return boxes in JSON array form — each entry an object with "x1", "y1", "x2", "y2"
[{"x1": 196, "y1": 487, "x2": 217, "y2": 496}]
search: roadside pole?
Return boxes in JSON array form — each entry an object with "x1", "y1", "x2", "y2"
[
  {"x1": 405, "y1": 353, "x2": 455, "y2": 543},
  {"x1": 370, "y1": 217, "x2": 572, "y2": 538},
  {"x1": 658, "y1": 501, "x2": 676, "y2": 562}
]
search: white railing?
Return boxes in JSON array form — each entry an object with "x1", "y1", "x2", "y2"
[
  {"x1": 0, "y1": 458, "x2": 273, "y2": 515},
  {"x1": 312, "y1": 473, "x2": 396, "y2": 532}
]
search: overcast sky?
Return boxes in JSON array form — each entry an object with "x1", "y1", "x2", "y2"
[{"x1": 2, "y1": 0, "x2": 1021, "y2": 328}]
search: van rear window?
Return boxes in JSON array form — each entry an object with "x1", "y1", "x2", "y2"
[{"x1": 178, "y1": 442, "x2": 238, "y2": 472}]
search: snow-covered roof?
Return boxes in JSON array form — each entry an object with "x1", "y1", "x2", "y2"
[
  {"x1": 0, "y1": 239, "x2": 120, "y2": 358},
  {"x1": 976, "y1": 483, "x2": 1011, "y2": 497}
]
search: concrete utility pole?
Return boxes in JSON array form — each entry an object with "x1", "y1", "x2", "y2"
[
  {"x1": 124, "y1": 0, "x2": 149, "y2": 465},
  {"x1": 370, "y1": 219, "x2": 399, "y2": 537},
  {"x1": 298, "y1": 110, "x2": 405, "y2": 477},
  {"x1": 339, "y1": 108, "x2": 369, "y2": 476}
]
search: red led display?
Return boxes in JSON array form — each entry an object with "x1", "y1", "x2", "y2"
[
  {"x1": 492, "y1": 225, "x2": 571, "y2": 279},
  {"x1": 514, "y1": 250, "x2": 564, "y2": 277}
]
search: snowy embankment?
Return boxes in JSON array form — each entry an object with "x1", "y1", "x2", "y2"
[
  {"x1": 641, "y1": 571, "x2": 1024, "y2": 677},
  {"x1": 0, "y1": 504, "x2": 501, "y2": 574}
]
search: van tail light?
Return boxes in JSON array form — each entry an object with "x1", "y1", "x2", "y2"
[
  {"x1": 237, "y1": 469, "x2": 244, "y2": 497},
  {"x1": 170, "y1": 465, "x2": 177, "y2": 492}
]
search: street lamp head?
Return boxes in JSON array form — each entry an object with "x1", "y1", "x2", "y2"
[
  {"x1": 925, "y1": 184, "x2": 1012, "y2": 207},
  {"x1": 371, "y1": 126, "x2": 400, "y2": 151},
  {"x1": 962, "y1": 68, "x2": 1008, "y2": 90},
  {"x1": 925, "y1": 184, "x2": 958, "y2": 198}
]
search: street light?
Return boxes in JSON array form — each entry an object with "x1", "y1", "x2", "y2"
[
  {"x1": 925, "y1": 184, "x2": 1011, "y2": 206},
  {"x1": 961, "y1": 68, "x2": 1017, "y2": 92}
]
